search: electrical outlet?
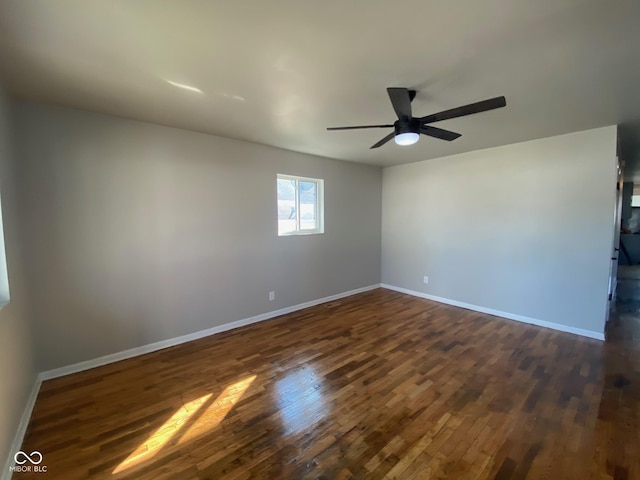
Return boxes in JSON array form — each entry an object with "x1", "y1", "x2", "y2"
[
  {"x1": 423, "y1": 276, "x2": 429, "y2": 284},
  {"x1": 269, "y1": 291, "x2": 275, "y2": 301}
]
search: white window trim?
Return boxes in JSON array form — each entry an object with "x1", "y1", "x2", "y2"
[{"x1": 277, "y1": 174, "x2": 324, "y2": 236}]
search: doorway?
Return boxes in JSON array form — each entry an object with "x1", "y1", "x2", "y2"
[{"x1": 616, "y1": 181, "x2": 640, "y2": 304}]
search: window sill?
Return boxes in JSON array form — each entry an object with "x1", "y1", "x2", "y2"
[{"x1": 278, "y1": 231, "x2": 325, "y2": 237}]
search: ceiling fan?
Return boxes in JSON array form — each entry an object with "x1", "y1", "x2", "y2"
[{"x1": 327, "y1": 88, "x2": 506, "y2": 149}]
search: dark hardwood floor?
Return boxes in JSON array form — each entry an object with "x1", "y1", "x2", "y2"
[{"x1": 13, "y1": 288, "x2": 640, "y2": 479}]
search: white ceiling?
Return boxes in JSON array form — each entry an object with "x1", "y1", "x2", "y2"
[{"x1": 1, "y1": 0, "x2": 639, "y2": 172}]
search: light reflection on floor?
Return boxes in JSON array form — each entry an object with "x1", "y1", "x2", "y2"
[{"x1": 275, "y1": 365, "x2": 329, "y2": 435}]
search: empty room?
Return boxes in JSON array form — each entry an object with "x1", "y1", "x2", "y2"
[{"x1": 1, "y1": 1, "x2": 639, "y2": 479}]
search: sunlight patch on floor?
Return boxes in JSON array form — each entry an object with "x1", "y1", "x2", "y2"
[
  {"x1": 178, "y1": 374, "x2": 257, "y2": 444},
  {"x1": 112, "y1": 374, "x2": 257, "y2": 474},
  {"x1": 112, "y1": 393, "x2": 212, "y2": 474}
]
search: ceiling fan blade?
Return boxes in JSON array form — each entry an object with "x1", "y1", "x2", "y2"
[
  {"x1": 420, "y1": 125, "x2": 461, "y2": 142},
  {"x1": 387, "y1": 87, "x2": 412, "y2": 120},
  {"x1": 419, "y1": 96, "x2": 506, "y2": 124},
  {"x1": 370, "y1": 132, "x2": 396, "y2": 149},
  {"x1": 327, "y1": 124, "x2": 394, "y2": 131}
]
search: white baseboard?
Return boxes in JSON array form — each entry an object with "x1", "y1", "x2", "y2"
[
  {"x1": 380, "y1": 284, "x2": 605, "y2": 341},
  {"x1": 39, "y1": 284, "x2": 382, "y2": 381},
  {"x1": 1, "y1": 376, "x2": 42, "y2": 480}
]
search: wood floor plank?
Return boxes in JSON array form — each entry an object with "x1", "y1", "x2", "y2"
[{"x1": 11, "y1": 288, "x2": 640, "y2": 479}]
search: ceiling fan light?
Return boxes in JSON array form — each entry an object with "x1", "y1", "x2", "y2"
[{"x1": 394, "y1": 132, "x2": 419, "y2": 146}]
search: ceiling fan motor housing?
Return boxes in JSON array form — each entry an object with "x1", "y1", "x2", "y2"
[{"x1": 394, "y1": 119, "x2": 420, "y2": 136}]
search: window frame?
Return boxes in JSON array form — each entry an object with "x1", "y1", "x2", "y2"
[{"x1": 277, "y1": 174, "x2": 324, "y2": 236}]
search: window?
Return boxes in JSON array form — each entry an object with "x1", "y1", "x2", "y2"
[
  {"x1": 277, "y1": 174, "x2": 324, "y2": 236},
  {"x1": 0, "y1": 195, "x2": 9, "y2": 309}
]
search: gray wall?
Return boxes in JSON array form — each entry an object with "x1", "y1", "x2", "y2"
[
  {"x1": 382, "y1": 126, "x2": 617, "y2": 335},
  {"x1": 0, "y1": 91, "x2": 36, "y2": 469},
  {"x1": 12, "y1": 102, "x2": 382, "y2": 371}
]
